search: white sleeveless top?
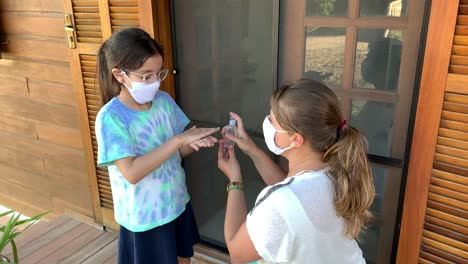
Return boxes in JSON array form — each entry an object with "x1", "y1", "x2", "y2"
[{"x1": 246, "y1": 170, "x2": 366, "y2": 264}]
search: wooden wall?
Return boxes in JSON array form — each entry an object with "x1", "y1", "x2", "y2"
[
  {"x1": 0, "y1": 0, "x2": 95, "y2": 223},
  {"x1": 397, "y1": 0, "x2": 468, "y2": 263}
]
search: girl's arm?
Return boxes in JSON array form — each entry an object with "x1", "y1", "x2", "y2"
[{"x1": 116, "y1": 127, "x2": 218, "y2": 184}]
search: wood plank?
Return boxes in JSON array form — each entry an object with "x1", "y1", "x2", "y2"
[
  {"x1": 81, "y1": 238, "x2": 118, "y2": 264},
  {"x1": 426, "y1": 215, "x2": 468, "y2": 236},
  {"x1": 0, "y1": 14, "x2": 64, "y2": 38},
  {"x1": 450, "y1": 55, "x2": 468, "y2": 65},
  {"x1": 0, "y1": 215, "x2": 70, "y2": 256},
  {"x1": 445, "y1": 92, "x2": 468, "y2": 104},
  {"x1": 0, "y1": 73, "x2": 28, "y2": 97},
  {"x1": 36, "y1": 227, "x2": 105, "y2": 264},
  {"x1": 423, "y1": 230, "x2": 468, "y2": 252},
  {"x1": 436, "y1": 145, "x2": 468, "y2": 161},
  {"x1": 0, "y1": 95, "x2": 79, "y2": 129},
  {"x1": 431, "y1": 176, "x2": 468, "y2": 194},
  {"x1": 0, "y1": 113, "x2": 37, "y2": 139},
  {"x1": 0, "y1": 35, "x2": 68, "y2": 62},
  {"x1": 0, "y1": 147, "x2": 45, "y2": 176},
  {"x1": 458, "y1": 15, "x2": 468, "y2": 26},
  {"x1": 441, "y1": 110, "x2": 468, "y2": 124},
  {"x1": 429, "y1": 185, "x2": 468, "y2": 203},
  {"x1": 0, "y1": 0, "x2": 63, "y2": 12},
  {"x1": 440, "y1": 119, "x2": 468, "y2": 132},
  {"x1": 421, "y1": 237, "x2": 468, "y2": 260},
  {"x1": 0, "y1": 163, "x2": 50, "y2": 193},
  {"x1": 8, "y1": 218, "x2": 82, "y2": 260},
  {"x1": 437, "y1": 136, "x2": 468, "y2": 151},
  {"x1": 51, "y1": 198, "x2": 95, "y2": 225},
  {"x1": 21, "y1": 223, "x2": 94, "y2": 264},
  {"x1": 426, "y1": 208, "x2": 468, "y2": 228},
  {"x1": 419, "y1": 251, "x2": 453, "y2": 264},
  {"x1": 449, "y1": 65, "x2": 468, "y2": 74},
  {"x1": 397, "y1": 1, "x2": 459, "y2": 262},
  {"x1": 0, "y1": 59, "x2": 71, "y2": 85},
  {"x1": 455, "y1": 25, "x2": 468, "y2": 36},
  {"x1": 61, "y1": 231, "x2": 117, "y2": 264},
  {"x1": 424, "y1": 222, "x2": 468, "y2": 244},
  {"x1": 418, "y1": 258, "x2": 435, "y2": 264},
  {"x1": 0, "y1": 132, "x2": 87, "y2": 169},
  {"x1": 438, "y1": 128, "x2": 468, "y2": 142},
  {"x1": 435, "y1": 153, "x2": 468, "y2": 168},
  {"x1": 446, "y1": 73, "x2": 468, "y2": 94},
  {"x1": 433, "y1": 162, "x2": 468, "y2": 177},
  {"x1": 421, "y1": 244, "x2": 468, "y2": 264},
  {"x1": 29, "y1": 79, "x2": 77, "y2": 107},
  {"x1": 50, "y1": 183, "x2": 94, "y2": 215},
  {"x1": 35, "y1": 122, "x2": 83, "y2": 149},
  {"x1": 443, "y1": 102, "x2": 468, "y2": 115}
]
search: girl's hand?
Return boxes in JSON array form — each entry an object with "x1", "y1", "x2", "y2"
[
  {"x1": 179, "y1": 126, "x2": 219, "y2": 146},
  {"x1": 218, "y1": 140, "x2": 242, "y2": 182},
  {"x1": 188, "y1": 136, "x2": 218, "y2": 151},
  {"x1": 223, "y1": 112, "x2": 257, "y2": 156}
]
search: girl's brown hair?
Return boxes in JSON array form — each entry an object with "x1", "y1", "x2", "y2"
[
  {"x1": 271, "y1": 79, "x2": 375, "y2": 239},
  {"x1": 97, "y1": 27, "x2": 163, "y2": 104}
]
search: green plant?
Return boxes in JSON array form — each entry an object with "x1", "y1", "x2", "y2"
[{"x1": 0, "y1": 210, "x2": 49, "y2": 264}]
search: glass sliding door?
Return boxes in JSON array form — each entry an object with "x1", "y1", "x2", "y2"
[{"x1": 173, "y1": 0, "x2": 279, "y2": 247}]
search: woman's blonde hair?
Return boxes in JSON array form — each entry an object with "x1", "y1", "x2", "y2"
[{"x1": 271, "y1": 79, "x2": 375, "y2": 239}]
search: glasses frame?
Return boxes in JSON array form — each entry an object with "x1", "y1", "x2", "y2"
[{"x1": 126, "y1": 68, "x2": 170, "y2": 83}]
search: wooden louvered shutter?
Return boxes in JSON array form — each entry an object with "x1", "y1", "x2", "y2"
[
  {"x1": 63, "y1": 0, "x2": 174, "y2": 230},
  {"x1": 418, "y1": 2, "x2": 468, "y2": 263}
]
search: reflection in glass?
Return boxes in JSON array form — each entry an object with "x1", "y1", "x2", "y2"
[
  {"x1": 354, "y1": 29, "x2": 403, "y2": 91},
  {"x1": 304, "y1": 27, "x2": 346, "y2": 86},
  {"x1": 174, "y1": 0, "x2": 276, "y2": 248},
  {"x1": 360, "y1": 0, "x2": 407, "y2": 17},
  {"x1": 351, "y1": 99, "x2": 395, "y2": 157},
  {"x1": 359, "y1": 165, "x2": 402, "y2": 264},
  {"x1": 174, "y1": 0, "x2": 274, "y2": 134},
  {"x1": 306, "y1": 0, "x2": 348, "y2": 17}
]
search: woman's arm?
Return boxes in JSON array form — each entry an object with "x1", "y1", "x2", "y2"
[
  {"x1": 218, "y1": 145, "x2": 261, "y2": 263},
  {"x1": 116, "y1": 127, "x2": 218, "y2": 184},
  {"x1": 224, "y1": 112, "x2": 287, "y2": 185}
]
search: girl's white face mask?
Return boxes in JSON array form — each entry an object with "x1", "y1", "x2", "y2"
[
  {"x1": 121, "y1": 70, "x2": 160, "y2": 104},
  {"x1": 262, "y1": 116, "x2": 293, "y2": 155}
]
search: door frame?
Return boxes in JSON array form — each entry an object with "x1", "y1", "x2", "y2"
[{"x1": 396, "y1": 0, "x2": 460, "y2": 263}]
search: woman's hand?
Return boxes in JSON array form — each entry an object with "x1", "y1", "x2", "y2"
[
  {"x1": 218, "y1": 140, "x2": 242, "y2": 182},
  {"x1": 178, "y1": 126, "x2": 219, "y2": 146},
  {"x1": 222, "y1": 112, "x2": 258, "y2": 156},
  {"x1": 188, "y1": 136, "x2": 218, "y2": 151}
]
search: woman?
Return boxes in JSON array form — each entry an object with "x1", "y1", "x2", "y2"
[{"x1": 218, "y1": 79, "x2": 375, "y2": 263}]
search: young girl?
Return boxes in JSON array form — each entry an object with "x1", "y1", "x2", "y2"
[
  {"x1": 95, "y1": 28, "x2": 219, "y2": 264},
  {"x1": 218, "y1": 79, "x2": 375, "y2": 263}
]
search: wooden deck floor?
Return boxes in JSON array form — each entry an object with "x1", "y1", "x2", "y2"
[{"x1": 1, "y1": 215, "x2": 229, "y2": 264}]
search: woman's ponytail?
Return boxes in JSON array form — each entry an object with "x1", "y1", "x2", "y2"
[{"x1": 323, "y1": 124, "x2": 375, "y2": 239}]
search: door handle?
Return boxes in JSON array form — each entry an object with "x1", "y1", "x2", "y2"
[{"x1": 64, "y1": 14, "x2": 76, "y2": 49}]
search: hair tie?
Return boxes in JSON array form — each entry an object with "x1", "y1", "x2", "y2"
[{"x1": 338, "y1": 120, "x2": 347, "y2": 130}]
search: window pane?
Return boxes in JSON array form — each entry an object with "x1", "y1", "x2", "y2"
[
  {"x1": 360, "y1": 0, "x2": 407, "y2": 17},
  {"x1": 351, "y1": 99, "x2": 395, "y2": 157},
  {"x1": 306, "y1": 0, "x2": 348, "y2": 17},
  {"x1": 174, "y1": 0, "x2": 277, "y2": 247},
  {"x1": 185, "y1": 135, "x2": 269, "y2": 244},
  {"x1": 359, "y1": 164, "x2": 402, "y2": 264},
  {"x1": 304, "y1": 27, "x2": 346, "y2": 87},
  {"x1": 354, "y1": 29, "x2": 403, "y2": 91}
]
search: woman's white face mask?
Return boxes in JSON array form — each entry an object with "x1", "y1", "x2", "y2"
[
  {"x1": 121, "y1": 70, "x2": 160, "y2": 104},
  {"x1": 262, "y1": 116, "x2": 293, "y2": 155}
]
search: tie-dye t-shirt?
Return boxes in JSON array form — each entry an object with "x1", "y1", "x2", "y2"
[{"x1": 95, "y1": 91, "x2": 190, "y2": 232}]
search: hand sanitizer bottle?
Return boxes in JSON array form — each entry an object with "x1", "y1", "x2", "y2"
[{"x1": 223, "y1": 117, "x2": 237, "y2": 148}]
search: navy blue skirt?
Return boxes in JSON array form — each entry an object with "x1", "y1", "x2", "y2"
[{"x1": 118, "y1": 202, "x2": 200, "y2": 264}]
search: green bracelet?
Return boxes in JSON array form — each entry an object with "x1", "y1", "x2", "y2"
[{"x1": 227, "y1": 185, "x2": 243, "y2": 192}]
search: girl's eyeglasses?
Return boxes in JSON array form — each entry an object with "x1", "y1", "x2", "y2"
[{"x1": 127, "y1": 68, "x2": 169, "y2": 83}]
